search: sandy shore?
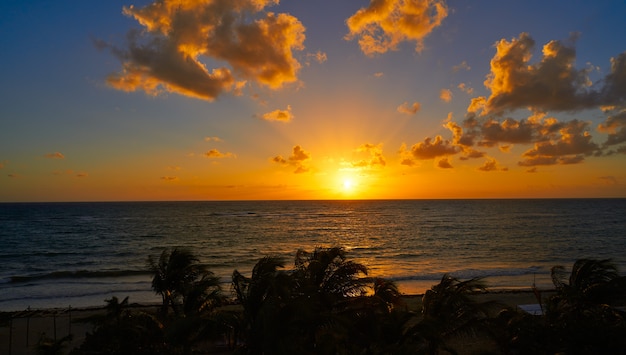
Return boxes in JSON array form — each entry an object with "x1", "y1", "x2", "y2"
[{"x1": 0, "y1": 290, "x2": 548, "y2": 355}]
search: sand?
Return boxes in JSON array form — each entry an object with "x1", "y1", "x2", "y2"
[{"x1": 0, "y1": 290, "x2": 548, "y2": 355}]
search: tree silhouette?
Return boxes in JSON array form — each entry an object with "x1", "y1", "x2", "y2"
[
  {"x1": 232, "y1": 256, "x2": 293, "y2": 353},
  {"x1": 403, "y1": 274, "x2": 497, "y2": 354},
  {"x1": 544, "y1": 258, "x2": 626, "y2": 353},
  {"x1": 147, "y1": 248, "x2": 218, "y2": 318}
]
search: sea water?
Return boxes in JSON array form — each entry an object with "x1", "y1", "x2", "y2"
[{"x1": 1, "y1": 199, "x2": 625, "y2": 311}]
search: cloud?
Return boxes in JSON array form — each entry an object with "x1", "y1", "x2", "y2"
[
  {"x1": 470, "y1": 33, "x2": 626, "y2": 115},
  {"x1": 261, "y1": 105, "x2": 293, "y2": 122},
  {"x1": 601, "y1": 52, "x2": 626, "y2": 106},
  {"x1": 440, "y1": 89, "x2": 452, "y2": 103},
  {"x1": 306, "y1": 50, "x2": 327, "y2": 65},
  {"x1": 452, "y1": 61, "x2": 471, "y2": 72},
  {"x1": 161, "y1": 176, "x2": 179, "y2": 182},
  {"x1": 44, "y1": 152, "x2": 65, "y2": 159},
  {"x1": 458, "y1": 148, "x2": 485, "y2": 160},
  {"x1": 8, "y1": 174, "x2": 20, "y2": 178},
  {"x1": 102, "y1": 0, "x2": 306, "y2": 101},
  {"x1": 204, "y1": 136, "x2": 223, "y2": 142},
  {"x1": 444, "y1": 119, "x2": 477, "y2": 147},
  {"x1": 397, "y1": 101, "x2": 421, "y2": 115},
  {"x1": 598, "y1": 108, "x2": 626, "y2": 147},
  {"x1": 437, "y1": 157, "x2": 453, "y2": 169},
  {"x1": 75, "y1": 172, "x2": 89, "y2": 178},
  {"x1": 0, "y1": 161, "x2": 5, "y2": 169},
  {"x1": 351, "y1": 143, "x2": 386, "y2": 168},
  {"x1": 409, "y1": 108, "x2": 606, "y2": 169},
  {"x1": 345, "y1": 0, "x2": 448, "y2": 56},
  {"x1": 457, "y1": 83, "x2": 474, "y2": 95},
  {"x1": 478, "y1": 158, "x2": 506, "y2": 172},
  {"x1": 374, "y1": 72, "x2": 384, "y2": 78},
  {"x1": 205, "y1": 149, "x2": 235, "y2": 158},
  {"x1": 517, "y1": 119, "x2": 598, "y2": 166},
  {"x1": 272, "y1": 145, "x2": 311, "y2": 173},
  {"x1": 479, "y1": 118, "x2": 537, "y2": 146},
  {"x1": 401, "y1": 135, "x2": 459, "y2": 162}
]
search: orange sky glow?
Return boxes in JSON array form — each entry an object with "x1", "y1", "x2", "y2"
[{"x1": 1, "y1": 0, "x2": 625, "y2": 201}]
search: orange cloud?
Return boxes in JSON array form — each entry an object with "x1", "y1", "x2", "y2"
[
  {"x1": 345, "y1": 0, "x2": 448, "y2": 55},
  {"x1": 437, "y1": 157, "x2": 453, "y2": 169},
  {"x1": 261, "y1": 105, "x2": 293, "y2": 122},
  {"x1": 440, "y1": 89, "x2": 452, "y2": 103},
  {"x1": 102, "y1": 0, "x2": 306, "y2": 101},
  {"x1": 518, "y1": 120, "x2": 598, "y2": 166},
  {"x1": 204, "y1": 136, "x2": 223, "y2": 142},
  {"x1": 458, "y1": 148, "x2": 485, "y2": 160},
  {"x1": 272, "y1": 145, "x2": 311, "y2": 173},
  {"x1": 598, "y1": 109, "x2": 626, "y2": 148},
  {"x1": 397, "y1": 101, "x2": 421, "y2": 115},
  {"x1": 452, "y1": 61, "x2": 471, "y2": 72},
  {"x1": 457, "y1": 83, "x2": 473, "y2": 95},
  {"x1": 471, "y1": 33, "x2": 626, "y2": 115},
  {"x1": 478, "y1": 158, "x2": 506, "y2": 172},
  {"x1": 351, "y1": 143, "x2": 386, "y2": 168},
  {"x1": 161, "y1": 176, "x2": 179, "y2": 182},
  {"x1": 306, "y1": 50, "x2": 327, "y2": 65},
  {"x1": 401, "y1": 135, "x2": 459, "y2": 162},
  {"x1": 205, "y1": 149, "x2": 235, "y2": 158}
]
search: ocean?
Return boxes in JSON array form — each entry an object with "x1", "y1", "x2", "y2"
[{"x1": 1, "y1": 199, "x2": 625, "y2": 311}]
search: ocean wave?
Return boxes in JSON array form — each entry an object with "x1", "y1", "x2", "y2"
[{"x1": 9, "y1": 270, "x2": 151, "y2": 284}]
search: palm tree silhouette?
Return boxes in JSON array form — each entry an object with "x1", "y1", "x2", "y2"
[
  {"x1": 147, "y1": 248, "x2": 219, "y2": 318},
  {"x1": 545, "y1": 258, "x2": 626, "y2": 353},
  {"x1": 232, "y1": 256, "x2": 292, "y2": 353},
  {"x1": 403, "y1": 274, "x2": 495, "y2": 354},
  {"x1": 293, "y1": 246, "x2": 369, "y2": 301}
]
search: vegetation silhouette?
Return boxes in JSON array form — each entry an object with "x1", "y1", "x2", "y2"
[
  {"x1": 147, "y1": 248, "x2": 222, "y2": 319},
  {"x1": 61, "y1": 249, "x2": 625, "y2": 354},
  {"x1": 401, "y1": 274, "x2": 502, "y2": 354}
]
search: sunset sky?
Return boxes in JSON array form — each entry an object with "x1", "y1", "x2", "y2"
[{"x1": 2, "y1": 0, "x2": 626, "y2": 201}]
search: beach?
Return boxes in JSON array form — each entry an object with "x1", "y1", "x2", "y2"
[{"x1": 0, "y1": 289, "x2": 548, "y2": 355}]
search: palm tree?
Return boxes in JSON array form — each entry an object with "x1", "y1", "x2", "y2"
[
  {"x1": 232, "y1": 256, "x2": 293, "y2": 353},
  {"x1": 287, "y1": 247, "x2": 370, "y2": 352},
  {"x1": 147, "y1": 248, "x2": 217, "y2": 318},
  {"x1": 550, "y1": 258, "x2": 626, "y2": 307},
  {"x1": 293, "y1": 246, "x2": 369, "y2": 302},
  {"x1": 403, "y1": 274, "x2": 496, "y2": 354},
  {"x1": 181, "y1": 272, "x2": 223, "y2": 316},
  {"x1": 332, "y1": 278, "x2": 409, "y2": 353},
  {"x1": 545, "y1": 258, "x2": 626, "y2": 353}
]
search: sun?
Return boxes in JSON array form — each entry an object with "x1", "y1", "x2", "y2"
[
  {"x1": 342, "y1": 178, "x2": 354, "y2": 191},
  {"x1": 337, "y1": 173, "x2": 360, "y2": 196}
]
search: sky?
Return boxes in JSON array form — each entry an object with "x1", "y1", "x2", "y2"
[{"x1": 1, "y1": 0, "x2": 626, "y2": 202}]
